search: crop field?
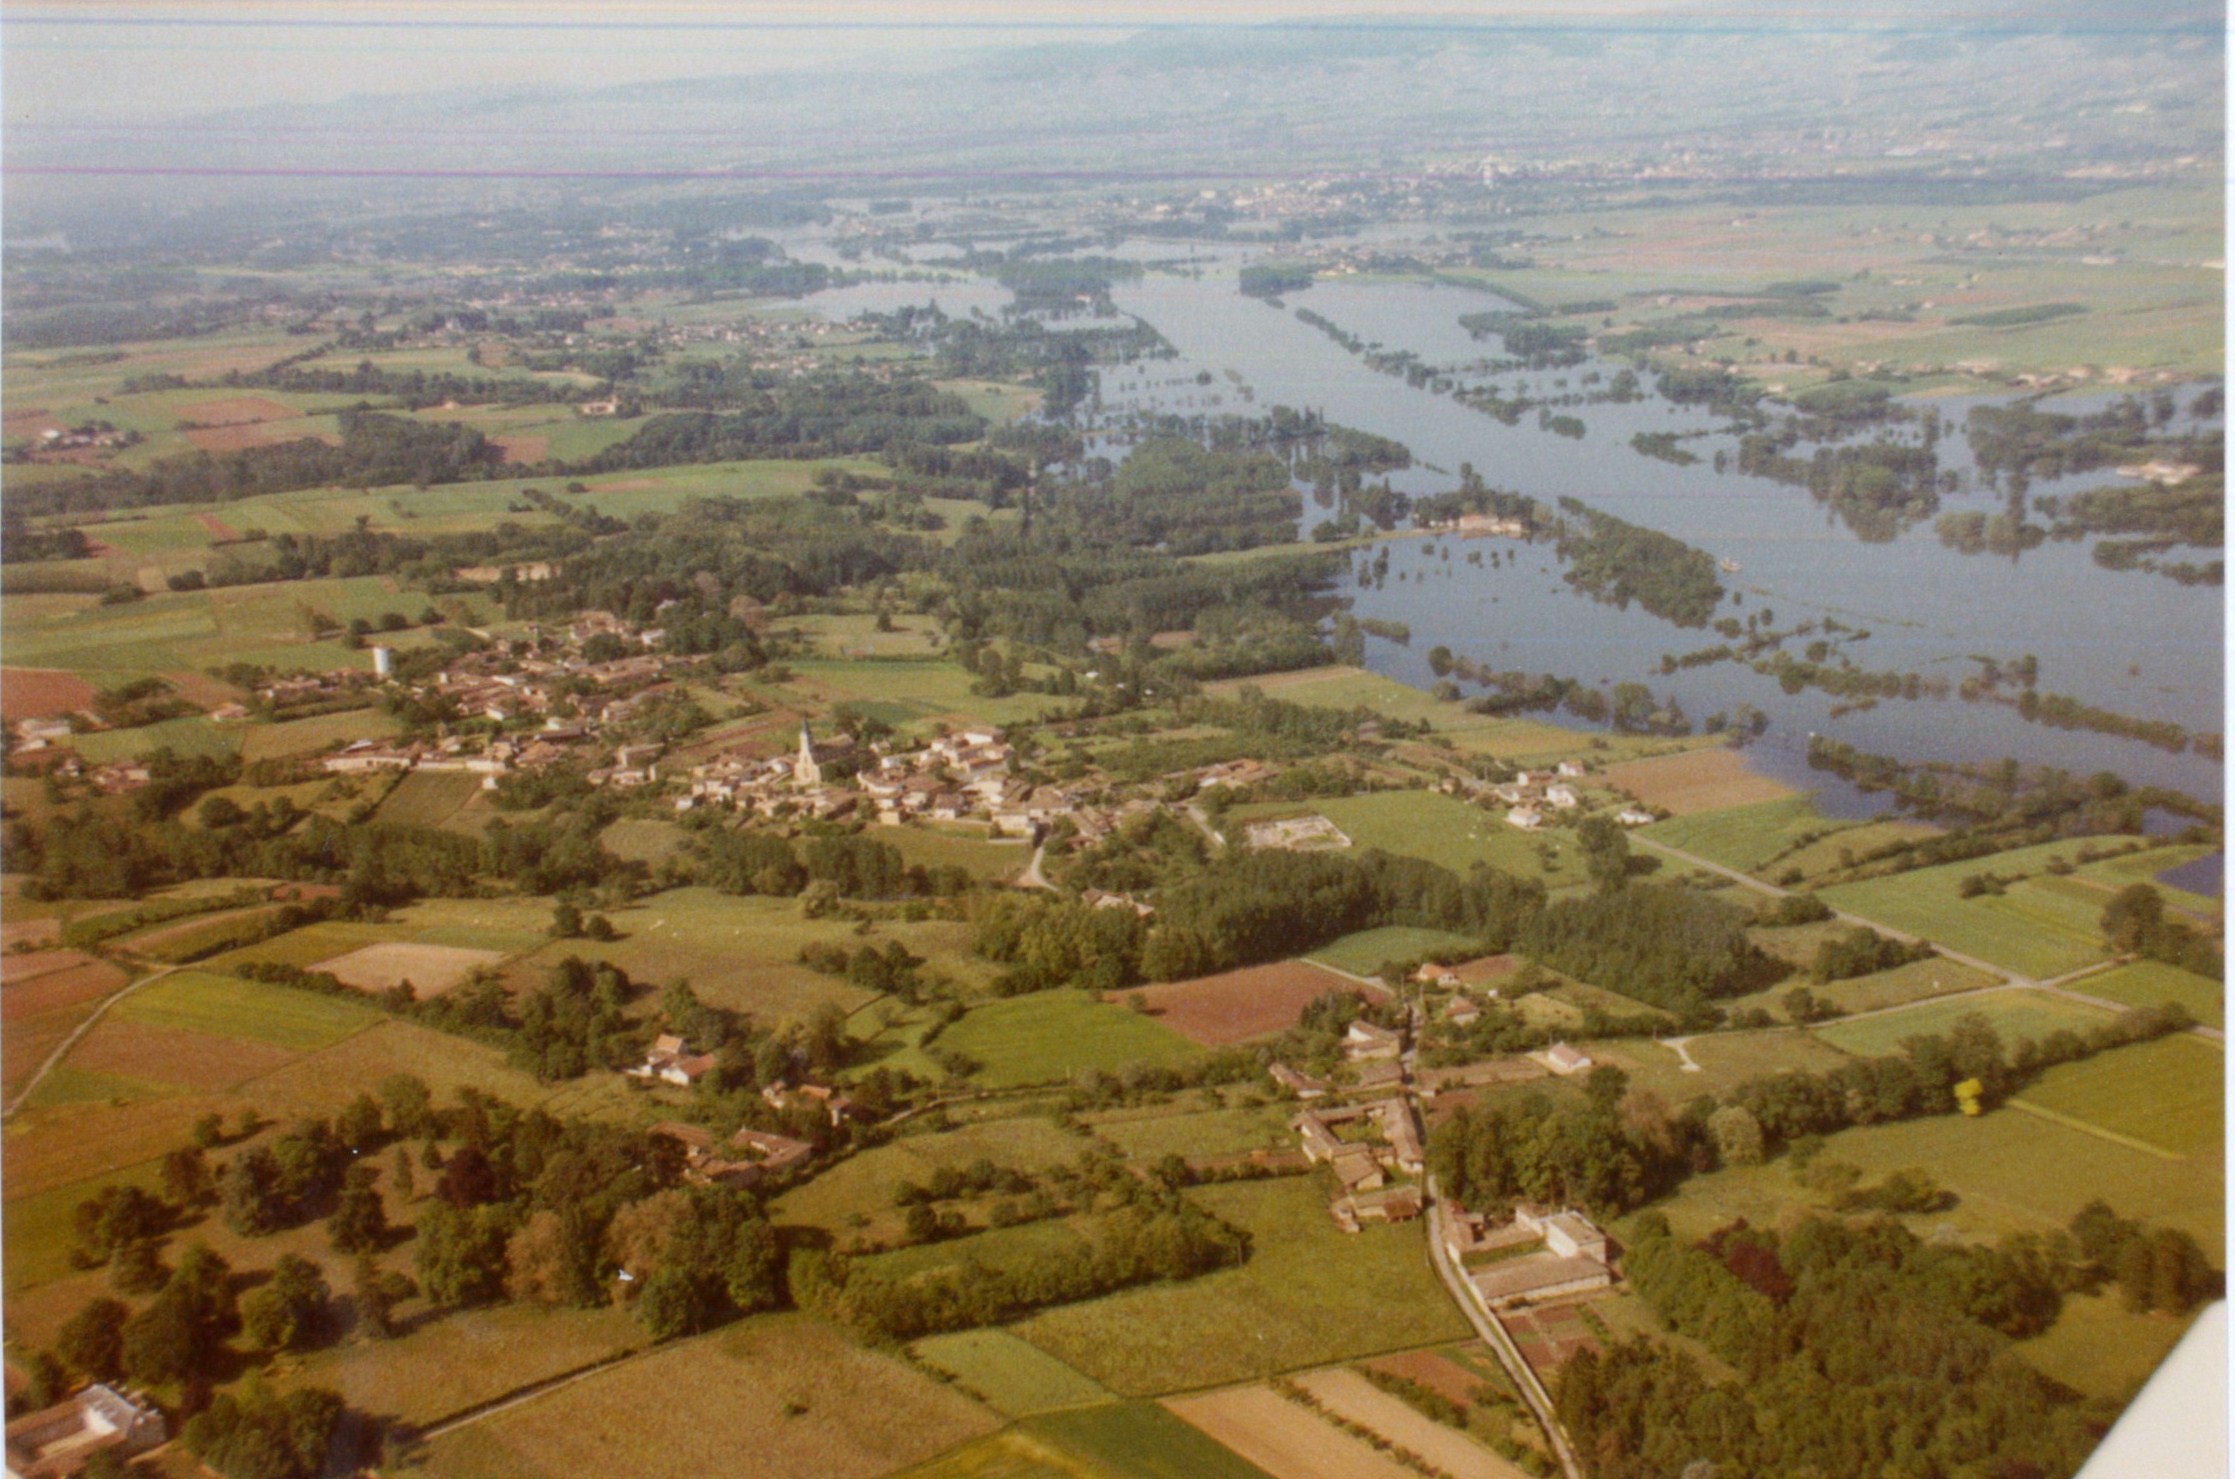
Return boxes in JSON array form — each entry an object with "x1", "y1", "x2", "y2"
[
  {"x1": 1601, "y1": 748, "x2": 1794, "y2": 816},
  {"x1": 416, "y1": 1314, "x2": 1001, "y2": 1479},
  {"x1": 315, "y1": 941, "x2": 509, "y2": 996},
  {"x1": 74, "y1": 715, "x2": 242, "y2": 765},
  {"x1": 110, "y1": 968, "x2": 379, "y2": 1050},
  {"x1": 1195, "y1": 665, "x2": 1659, "y2": 764},
  {"x1": 1308, "y1": 925, "x2": 1482, "y2": 978},
  {"x1": 1811, "y1": 987, "x2": 2115, "y2": 1059},
  {"x1": 373, "y1": 769, "x2": 487, "y2": 828},
  {"x1": 280, "y1": 1303, "x2": 646, "y2": 1429},
  {"x1": 1294, "y1": 1367, "x2": 1529, "y2": 1479},
  {"x1": 1819, "y1": 838, "x2": 2147, "y2": 978},
  {"x1": 1643, "y1": 1093, "x2": 2224, "y2": 1251},
  {"x1": 1013, "y1": 1176, "x2": 1468, "y2": 1395},
  {"x1": 1083, "y1": 1101, "x2": 1295, "y2": 1164},
  {"x1": 2013, "y1": 1034, "x2": 2223, "y2": 1159},
  {"x1": 788, "y1": 610, "x2": 948, "y2": 660},
  {"x1": 941, "y1": 991, "x2": 1202, "y2": 1087},
  {"x1": 1107, "y1": 960, "x2": 1369, "y2": 1048},
  {"x1": 1027, "y1": 1402, "x2": 1276, "y2": 1479},
  {"x1": 1163, "y1": 1385, "x2": 1412, "y2": 1479},
  {"x1": 888, "y1": 1429, "x2": 1127, "y2": 1479},
  {"x1": 0, "y1": 667, "x2": 97, "y2": 720},
  {"x1": 2077, "y1": 961, "x2": 2223, "y2": 1028},
  {"x1": 772, "y1": 1114, "x2": 1090, "y2": 1237},
  {"x1": 911, "y1": 1330, "x2": 1115, "y2": 1418},
  {"x1": 1365, "y1": 1343, "x2": 1516, "y2": 1405}
]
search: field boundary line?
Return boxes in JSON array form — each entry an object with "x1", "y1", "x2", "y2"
[
  {"x1": 414, "y1": 1341, "x2": 655, "y2": 1441},
  {"x1": 3, "y1": 964, "x2": 177, "y2": 1121},
  {"x1": 2003, "y1": 1098, "x2": 2187, "y2": 1162}
]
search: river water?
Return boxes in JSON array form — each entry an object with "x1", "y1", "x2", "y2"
[{"x1": 792, "y1": 243, "x2": 2224, "y2": 811}]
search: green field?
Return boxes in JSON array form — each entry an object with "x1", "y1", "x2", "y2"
[
  {"x1": 2017, "y1": 1291, "x2": 2203, "y2": 1404},
  {"x1": 940, "y1": 992, "x2": 1202, "y2": 1089},
  {"x1": 881, "y1": 824, "x2": 1031, "y2": 884},
  {"x1": 2076, "y1": 845, "x2": 2222, "y2": 917},
  {"x1": 1022, "y1": 1403, "x2": 1273, "y2": 1479},
  {"x1": 285, "y1": 1303, "x2": 647, "y2": 1428},
  {"x1": 1820, "y1": 839, "x2": 2146, "y2": 978},
  {"x1": 864, "y1": 1217, "x2": 1091, "y2": 1282},
  {"x1": 1588, "y1": 1029, "x2": 1854, "y2": 1104},
  {"x1": 1082, "y1": 1102, "x2": 1293, "y2": 1164},
  {"x1": 2076, "y1": 961, "x2": 2224, "y2": 1029},
  {"x1": 238, "y1": 708, "x2": 400, "y2": 762},
  {"x1": 779, "y1": 657, "x2": 1066, "y2": 730},
  {"x1": 1722, "y1": 955, "x2": 2000, "y2": 1023},
  {"x1": 772, "y1": 1115, "x2": 1090, "y2": 1238},
  {"x1": 74, "y1": 716, "x2": 242, "y2": 764},
  {"x1": 1248, "y1": 790, "x2": 1591, "y2": 891},
  {"x1": 1640, "y1": 796, "x2": 1845, "y2": 875},
  {"x1": 1012, "y1": 1175, "x2": 1467, "y2": 1396},
  {"x1": 111, "y1": 969, "x2": 378, "y2": 1050},
  {"x1": 2013, "y1": 1034, "x2": 2223, "y2": 1159},
  {"x1": 1811, "y1": 988, "x2": 2116, "y2": 1059},
  {"x1": 1307, "y1": 924, "x2": 1483, "y2": 978},
  {"x1": 1643, "y1": 1096, "x2": 2224, "y2": 1251},
  {"x1": 911, "y1": 1330, "x2": 1115, "y2": 1418},
  {"x1": 599, "y1": 818, "x2": 692, "y2": 866}
]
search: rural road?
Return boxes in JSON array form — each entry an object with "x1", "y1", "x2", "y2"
[
  {"x1": 1183, "y1": 803, "x2": 1227, "y2": 850},
  {"x1": 1631, "y1": 835, "x2": 2224, "y2": 1044},
  {"x1": 3, "y1": 963, "x2": 178, "y2": 1121},
  {"x1": 1423, "y1": 1176, "x2": 1584, "y2": 1479},
  {"x1": 1019, "y1": 842, "x2": 1055, "y2": 891}
]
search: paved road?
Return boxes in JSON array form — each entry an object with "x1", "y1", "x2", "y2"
[
  {"x1": 3, "y1": 963, "x2": 175, "y2": 1121},
  {"x1": 1423, "y1": 1176, "x2": 1583, "y2": 1479},
  {"x1": 1632, "y1": 835, "x2": 2224, "y2": 1044}
]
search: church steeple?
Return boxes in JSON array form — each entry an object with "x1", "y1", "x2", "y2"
[{"x1": 795, "y1": 719, "x2": 821, "y2": 788}]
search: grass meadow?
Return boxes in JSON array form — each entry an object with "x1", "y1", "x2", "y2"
[
  {"x1": 2076, "y1": 961, "x2": 2224, "y2": 1029},
  {"x1": 1811, "y1": 988, "x2": 2116, "y2": 1059},
  {"x1": 910, "y1": 1329, "x2": 1115, "y2": 1418},
  {"x1": 938, "y1": 992, "x2": 1203, "y2": 1089},
  {"x1": 1012, "y1": 1175, "x2": 1467, "y2": 1396},
  {"x1": 1819, "y1": 839, "x2": 2148, "y2": 978}
]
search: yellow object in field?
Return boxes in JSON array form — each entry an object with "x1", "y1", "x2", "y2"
[{"x1": 1954, "y1": 1077, "x2": 1984, "y2": 1116}]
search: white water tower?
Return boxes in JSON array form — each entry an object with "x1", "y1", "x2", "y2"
[{"x1": 371, "y1": 645, "x2": 395, "y2": 679}]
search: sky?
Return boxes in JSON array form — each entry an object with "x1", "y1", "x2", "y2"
[{"x1": 3, "y1": 1, "x2": 1701, "y2": 127}]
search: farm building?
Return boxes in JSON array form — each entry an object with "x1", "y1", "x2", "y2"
[
  {"x1": 6, "y1": 1384, "x2": 166, "y2": 1478},
  {"x1": 1343, "y1": 1019, "x2": 1403, "y2": 1062},
  {"x1": 630, "y1": 1034, "x2": 718, "y2": 1087},
  {"x1": 1268, "y1": 1062, "x2": 1329, "y2": 1099},
  {"x1": 1445, "y1": 1202, "x2": 1617, "y2": 1308},
  {"x1": 1537, "y1": 1042, "x2": 1594, "y2": 1076}
]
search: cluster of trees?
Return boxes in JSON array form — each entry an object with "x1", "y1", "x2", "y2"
[
  {"x1": 1808, "y1": 925, "x2": 1933, "y2": 983},
  {"x1": 1731, "y1": 1003, "x2": 2192, "y2": 1146},
  {"x1": 1518, "y1": 884, "x2": 1771, "y2": 1020},
  {"x1": 182, "y1": 1382, "x2": 353, "y2": 1479},
  {"x1": 19, "y1": 412, "x2": 504, "y2": 516},
  {"x1": 1551, "y1": 497, "x2": 1724, "y2": 628},
  {"x1": 1559, "y1": 1213, "x2": 2107, "y2": 1479},
  {"x1": 1735, "y1": 433, "x2": 1942, "y2": 542},
  {"x1": 2102, "y1": 883, "x2": 2222, "y2": 977},
  {"x1": 1430, "y1": 1066, "x2": 1707, "y2": 1218},
  {"x1": 1459, "y1": 312, "x2": 1588, "y2": 368},
  {"x1": 1803, "y1": 734, "x2": 2220, "y2": 835},
  {"x1": 1059, "y1": 436, "x2": 1299, "y2": 555},
  {"x1": 690, "y1": 826, "x2": 968, "y2": 902},
  {"x1": 10, "y1": 798, "x2": 633, "y2": 909},
  {"x1": 788, "y1": 1193, "x2": 1247, "y2": 1343},
  {"x1": 581, "y1": 376, "x2": 983, "y2": 471}
]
